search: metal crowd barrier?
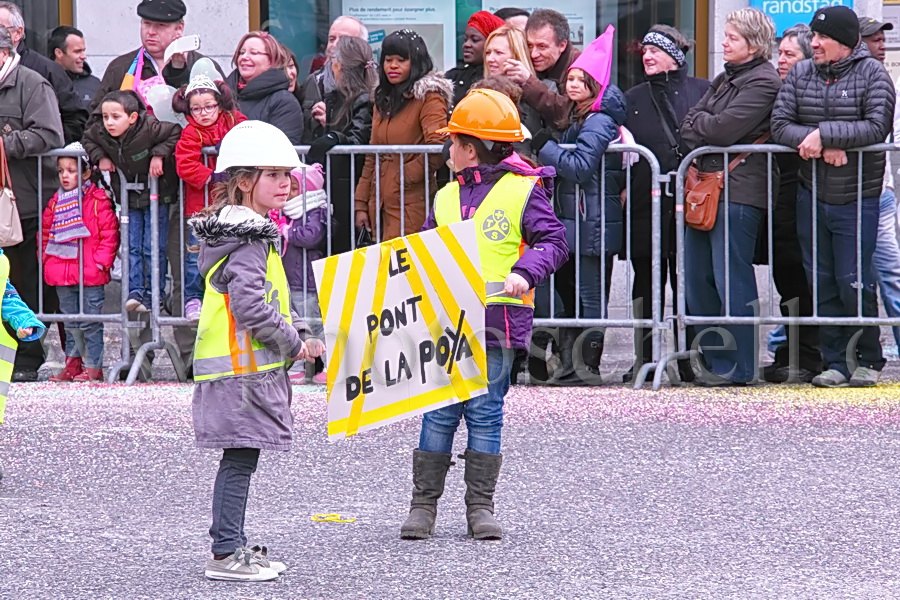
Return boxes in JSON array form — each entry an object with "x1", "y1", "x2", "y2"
[
  {"x1": 33, "y1": 142, "x2": 668, "y2": 387},
  {"x1": 656, "y1": 142, "x2": 900, "y2": 391}
]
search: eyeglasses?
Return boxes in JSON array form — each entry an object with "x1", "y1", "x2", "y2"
[
  {"x1": 238, "y1": 50, "x2": 270, "y2": 58},
  {"x1": 190, "y1": 104, "x2": 219, "y2": 116}
]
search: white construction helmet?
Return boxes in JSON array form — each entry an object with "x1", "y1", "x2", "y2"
[{"x1": 215, "y1": 120, "x2": 302, "y2": 172}]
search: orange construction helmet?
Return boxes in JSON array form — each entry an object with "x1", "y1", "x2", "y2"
[{"x1": 437, "y1": 88, "x2": 526, "y2": 143}]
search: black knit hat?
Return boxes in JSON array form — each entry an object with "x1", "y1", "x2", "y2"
[
  {"x1": 137, "y1": 0, "x2": 186, "y2": 23},
  {"x1": 810, "y1": 6, "x2": 859, "y2": 49}
]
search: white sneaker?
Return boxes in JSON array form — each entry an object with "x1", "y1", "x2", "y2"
[
  {"x1": 204, "y1": 548, "x2": 279, "y2": 582},
  {"x1": 247, "y1": 545, "x2": 286, "y2": 574}
]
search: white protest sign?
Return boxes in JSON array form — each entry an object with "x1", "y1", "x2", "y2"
[{"x1": 313, "y1": 221, "x2": 488, "y2": 439}]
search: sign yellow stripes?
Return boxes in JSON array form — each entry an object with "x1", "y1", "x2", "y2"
[
  {"x1": 325, "y1": 249, "x2": 368, "y2": 398},
  {"x1": 317, "y1": 254, "x2": 342, "y2": 323},
  {"x1": 406, "y1": 234, "x2": 487, "y2": 376},
  {"x1": 397, "y1": 236, "x2": 482, "y2": 402},
  {"x1": 434, "y1": 226, "x2": 486, "y2": 308},
  {"x1": 327, "y1": 374, "x2": 487, "y2": 437},
  {"x1": 344, "y1": 244, "x2": 392, "y2": 438}
]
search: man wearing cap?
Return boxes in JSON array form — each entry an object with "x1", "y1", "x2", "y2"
[
  {"x1": 91, "y1": 0, "x2": 221, "y2": 113},
  {"x1": 0, "y1": 2, "x2": 87, "y2": 144},
  {"x1": 444, "y1": 11, "x2": 505, "y2": 107},
  {"x1": 857, "y1": 16, "x2": 900, "y2": 356},
  {"x1": 772, "y1": 6, "x2": 896, "y2": 388}
]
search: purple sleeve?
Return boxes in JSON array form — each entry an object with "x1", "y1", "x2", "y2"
[
  {"x1": 421, "y1": 206, "x2": 438, "y2": 232},
  {"x1": 511, "y1": 181, "x2": 569, "y2": 288},
  {"x1": 287, "y1": 207, "x2": 327, "y2": 249}
]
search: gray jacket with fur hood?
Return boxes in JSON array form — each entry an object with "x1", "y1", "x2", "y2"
[
  {"x1": 354, "y1": 72, "x2": 452, "y2": 240},
  {"x1": 190, "y1": 205, "x2": 312, "y2": 451}
]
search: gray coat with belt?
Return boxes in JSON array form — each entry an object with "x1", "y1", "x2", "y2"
[{"x1": 771, "y1": 43, "x2": 895, "y2": 204}]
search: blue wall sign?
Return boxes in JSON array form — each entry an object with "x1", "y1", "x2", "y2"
[{"x1": 751, "y1": 0, "x2": 853, "y2": 35}]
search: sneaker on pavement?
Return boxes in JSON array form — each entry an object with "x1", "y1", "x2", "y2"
[
  {"x1": 849, "y1": 366, "x2": 880, "y2": 387},
  {"x1": 246, "y1": 545, "x2": 286, "y2": 574},
  {"x1": 204, "y1": 548, "x2": 279, "y2": 582},
  {"x1": 184, "y1": 299, "x2": 202, "y2": 321},
  {"x1": 811, "y1": 369, "x2": 849, "y2": 388},
  {"x1": 288, "y1": 371, "x2": 307, "y2": 385},
  {"x1": 313, "y1": 371, "x2": 328, "y2": 385}
]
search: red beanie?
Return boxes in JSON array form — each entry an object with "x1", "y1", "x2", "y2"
[{"x1": 467, "y1": 11, "x2": 505, "y2": 37}]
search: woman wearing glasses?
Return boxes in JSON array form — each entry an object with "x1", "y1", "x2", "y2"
[{"x1": 225, "y1": 31, "x2": 303, "y2": 144}]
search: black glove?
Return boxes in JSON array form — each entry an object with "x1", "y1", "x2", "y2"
[
  {"x1": 306, "y1": 132, "x2": 340, "y2": 167},
  {"x1": 531, "y1": 128, "x2": 556, "y2": 154}
]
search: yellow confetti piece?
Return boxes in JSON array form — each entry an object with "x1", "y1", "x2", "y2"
[{"x1": 310, "y1": 513, "x2": 357, "y2": 523}]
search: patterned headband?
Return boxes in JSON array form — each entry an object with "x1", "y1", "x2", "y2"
[
  {"x1": 642, "y1": 31, "x2": 686, "y2": 67},
  {"x1": 186, "y1": 74, "x2": 220, "y2": 96}
]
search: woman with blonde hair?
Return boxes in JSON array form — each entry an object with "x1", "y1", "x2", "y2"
[{"x1": 680, "y1": 8, "x2": 781, "y2": 386}]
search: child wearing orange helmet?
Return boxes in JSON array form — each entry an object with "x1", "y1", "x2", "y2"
[{"x1": 399, "y1": 89, "x2": 569, "y2": 541}]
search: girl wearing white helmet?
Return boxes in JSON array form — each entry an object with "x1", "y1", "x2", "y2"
[{"x1": 188, "y1": 120, "x2": 324, "y2": 582}]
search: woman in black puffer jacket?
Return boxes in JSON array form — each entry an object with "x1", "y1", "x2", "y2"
[
  {"x1": 680, "y1": 8, "x2": 781, "y2": 386},
  {"x1": 225, "y1": 31, "x2": 303, "y2": 144}
]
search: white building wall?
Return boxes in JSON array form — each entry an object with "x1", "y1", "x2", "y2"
[
  {"x1": 76, "y1": 0, "x2": 249, "y2": 83},
  {"x1": 707, "y1": 0, "x2": 885, "y2": 76}
]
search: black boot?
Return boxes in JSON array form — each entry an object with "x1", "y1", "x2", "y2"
[
  {"x1": 547, "y1": 328, "x2": 576, "y2": 385},
  {"x1": 400, "y1": 450, "x2": 454, "y2": 540},
  {"x1": 462, "y1": 449, "x2": 503, "y2": 540},
  {"x1": 554, "y1": 330, "x2": 604, "y2": 386},
  {"x1": 527, "y1": 331, "x2": 553, "y2": 384}
]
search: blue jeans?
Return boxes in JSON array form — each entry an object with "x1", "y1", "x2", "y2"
[
  {"x1": 684, "y1": 201, "x2": 762, "y2": 383},
  {"x1": 184, "y1": 230, "x2": 203, "y2": 303},
  {"x1": 873, "y1": 188, "x2": 900, "y2": 347},
  {"x1": 418, "y1": 348, "x2": 512, "y2": 455},
  {"x1": 210, "y1": 447, "x2": 260, "y2": 555},
  {"x1": 796, "y1": 186, "x2": 884, "y2": 377},
  {"x1": 56, "y1": 285, "x2": 105, "y2": 368},
  {"x1": 128, "y1": 204, "x2": 169, "y2": 304}
]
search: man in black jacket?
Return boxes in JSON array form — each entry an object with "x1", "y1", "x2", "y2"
[
  {"x1": 0, "y1": 2, "x2": 87, "y2": 144},
  {"x1": 47, "y1": 26, "x2": 100, "y2": 111},
  {"x1": 771, "y1": 6, "x2": 895, "y2": 388}
]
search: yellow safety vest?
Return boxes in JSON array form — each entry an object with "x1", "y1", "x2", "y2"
[
  {"x1": 193, "y1": 246, "x2": 293, "y2": 382},
  {"x1": 0, "y1": 255, "x2": 18, "y2": 425},
  {"x1": 434, "y1": 171, "x2": 537, "y2": 307}
]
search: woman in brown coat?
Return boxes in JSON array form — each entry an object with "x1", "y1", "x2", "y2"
[{"x1": 354, "y1": 29, "x2": 452, "y2": 241}]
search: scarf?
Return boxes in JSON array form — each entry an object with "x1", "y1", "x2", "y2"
[
  {"x1": 0, "y1": 51, "x2": 20, "y2": 86},
  {"x1": 46, "y1": 183, "x2": 92, "y2": 259}
]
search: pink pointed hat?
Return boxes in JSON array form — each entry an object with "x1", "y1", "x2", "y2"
[{"x1": 569, "y1": 24, "x2": 615, "y2": 111}]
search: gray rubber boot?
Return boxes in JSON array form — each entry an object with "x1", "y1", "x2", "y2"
[
  {"x1": 462, "y1": 449, "x2": 503, "y2": 540},
  {"x1": 399, "y1": 449, "x2": 454, "y2": 540},
  {"x1": 547, "y1": 328, "x2": 577, "y2": 385}
]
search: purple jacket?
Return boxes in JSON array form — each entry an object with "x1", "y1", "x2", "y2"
[
  {"x1": 283, "y1": 205, "x2": 328, "y2": 293},
  {"x1": 422, "y1": 156, "x2": 569, "y2": 350}
]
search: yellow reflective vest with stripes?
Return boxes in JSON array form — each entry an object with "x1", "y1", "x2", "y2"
[
  {"x1": 193, "y1": 247, "x2": 293, "y2": 382},
  {"x1": 434, "y1": 171, "x2": 537, "y2": 308},
  {"x1": 0, "y1": 255, "x2": 18, "y2": 424}
]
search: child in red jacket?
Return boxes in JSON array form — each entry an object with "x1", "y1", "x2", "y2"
[
  {"x1": 173, "y1": 76, "x2": 247, "y2": 320},
  {"x1": 42, "y1": 143, "x2": 120, "y2": 382}
]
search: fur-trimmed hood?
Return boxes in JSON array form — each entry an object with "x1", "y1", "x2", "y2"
[
  {"x1": 190, "y1": 205, "x2": 280, "y2": 278},
  {"x1": 411, "y1": 72, "x2": 454, "y2": 105}
]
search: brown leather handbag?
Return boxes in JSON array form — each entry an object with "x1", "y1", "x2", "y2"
[{"x1": 684, "y1": 133, "x2": 770, "y2": 232}]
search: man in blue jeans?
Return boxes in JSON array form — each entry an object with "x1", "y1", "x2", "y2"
[
  {"x1": 771, "y1": 6, "x2": 895, "y2": 387},
  {"x1": 860, "y1": 17, "x2": 900, "y2": 352}
]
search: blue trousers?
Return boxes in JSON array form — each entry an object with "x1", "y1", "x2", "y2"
[
  {"x1": 418, "y1": 348, "x2": 512, "y2": 455},
  {"x1": 873, "y1": 188, "x2": 900, "y2": 347},
  {"x1": 210, "y1": 447, "x2": 260, "y2": 555},
  {"x1": 684, "y1": 201, "x2": 763, "y2": 383},
  {"x1": 796, "y1": 186, "x2": 884, "y2": 377},
  {"x1": 56, "y1": 285, "x2": 105, "y2": 368},
  {"x1": 127, "y1": 204, "x2": 169, "y2": 304}
]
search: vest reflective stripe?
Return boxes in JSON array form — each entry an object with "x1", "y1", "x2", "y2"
[
  {"x1": 434, "y1": 172, "x2": 536, "y2": 308},
  {"x1": 193, "y1": 246, "x2": 292, "y2": 382},
  {"x1": 0, "y1": 254, "x2": 18, "y2": 425}
]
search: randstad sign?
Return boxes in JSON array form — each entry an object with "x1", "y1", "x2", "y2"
[{"x1": 752, "y1": 0, "x2": 852, "y2": 35}]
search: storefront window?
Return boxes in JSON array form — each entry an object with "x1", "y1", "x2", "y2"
[
  {"x1": 262, "y1": 0, "x2": 697, "y2": 90},
  {"x1": 12, "y1": 0, "x2": 62, "y2": 54}
]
